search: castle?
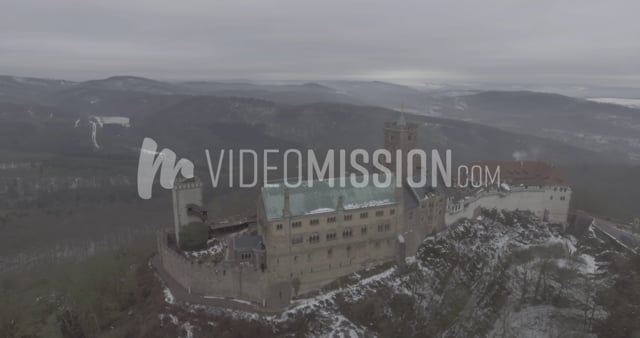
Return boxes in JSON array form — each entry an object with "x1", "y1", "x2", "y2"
[{"x1": 157, "y1": 114, "x2": 572, "y2": 311}]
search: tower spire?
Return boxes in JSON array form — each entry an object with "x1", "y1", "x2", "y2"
[{"x1": 398, "y1": 104, "x2": 407, "y2": 126}]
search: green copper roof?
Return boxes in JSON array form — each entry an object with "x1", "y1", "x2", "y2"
[{"x1": 261, "y1": 174, "x2": 397, "y2": 221}]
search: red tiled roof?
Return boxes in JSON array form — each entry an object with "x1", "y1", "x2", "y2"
[{"x1": 472, "y1": 161, "x2": 567, "y2": 186}]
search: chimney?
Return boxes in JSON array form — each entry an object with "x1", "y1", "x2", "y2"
[{"x1": 282, "y1": 188, "x2": 290, "y2": 217}]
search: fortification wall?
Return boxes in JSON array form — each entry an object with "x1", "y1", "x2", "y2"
[
  {"x1": 403, "y1": 196, "x2": 447, "y2": 256},
  {"x1": 446, "y1": 187, "x2": 571, "y2": 225},
  {"x1": 156, "y1": 231, "x2": 290, "y2": 309},
  {"x1": 283, "y1": 239, "x2": 398, "y2": 295}
]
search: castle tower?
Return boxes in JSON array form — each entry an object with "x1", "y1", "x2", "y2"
[
  {"x1": 384, "y1": 111, "x2": 419, "y2": 180},
  {"x1": 172, "y1": 177, "x2": 205, "y2": 246}
]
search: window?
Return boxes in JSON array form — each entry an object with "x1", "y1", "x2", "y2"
[
  {"x1": 376, "y1": 210, "x2": 384, "y2": 217},
  {"x1": 378, "y1": 224, "x2": 391, "y2": 232},
  {"x1": 361, "y1": 226, "x2": 368, "y2": 234},
  {"x1": 360, "y1": 212, "x2": 368, "y2": 219},
  {"x1": 292, "y1": 221, "x2": 302, "y2": 228},
  {"x1": 560, "y1": 196, "x2": 566, "y2": 201},
  {"x1": 328, "y1": 248, "x2": 333, "y2": 257},
  {"x1": 327, "y1": 216, "x2": 336, "y2": 223},
  {"x1": 390, "y1": 209, "x2": 395, "y2": 215},
  {"x1": 344, "y1": 214, "x2": 353, "y2": 221},
  {"x1": 310, "y1": 219, "x2": 320, "y2": 225},
  {"x1": 342, "y1": 228, "x2": 353, "y2": 238},
  {"x1": 291, "y1": 235, "x2": 303, "y2": 244},
  {"x1": 241, "y1": 252, "x2": 252, "y2": 260},
  {"x1": 309, "y1": 233, "x2": 320, "y2": 243},
  {"x1": 550, "y1": 196, "x2": 554, "y2": 200},
  {"x1": 326, "y1": 232, "x2": 337, "y2": 241},
  {"x1": 276, "y1": 223, "x2": 283, "y2": 230}
]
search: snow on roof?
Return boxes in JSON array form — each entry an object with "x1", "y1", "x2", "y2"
[
  {"x1": 306, "y1": 208, "x2": 336, "y2": 215},
  {"x1": 343, "y1": 199, "x2": 393, "y2": 210}
]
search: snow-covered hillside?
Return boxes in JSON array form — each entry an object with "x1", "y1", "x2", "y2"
[{"x1": 155, "y1": 210, "x2": 635, "y2": 337}]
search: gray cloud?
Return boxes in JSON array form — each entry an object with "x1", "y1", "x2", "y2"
[{"x1": 1, "y1": 0, "x2": 639, "y2": 86}]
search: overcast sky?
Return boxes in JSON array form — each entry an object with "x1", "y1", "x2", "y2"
[{"x1": 1, "y1": 0, "x2": 639, "y2": 86}]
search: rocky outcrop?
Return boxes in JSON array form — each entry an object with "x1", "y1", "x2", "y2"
[{"x1": 263, "y1": 210, "x2": 626, "y2": 337}]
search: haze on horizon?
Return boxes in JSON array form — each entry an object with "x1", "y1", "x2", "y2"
[{"x1": 1, "y1": 0, "x2": 639, "y2": 87}]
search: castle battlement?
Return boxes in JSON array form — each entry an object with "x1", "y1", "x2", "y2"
[{"x1": 173, "y1": 177, "x2": 203, "y2": 191}]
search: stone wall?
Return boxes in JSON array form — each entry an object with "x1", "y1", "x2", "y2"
[
  {"x1": 403, "y1": 194, "x2": 447, "y2": 256},
  {"x1": 156, "y1": 231, "x2": 291, "y2": 310},
  {"x1": 446, "y1": 185, "x2": 571, "y2": 225},
  {"x1": 172, "y1": 180, "x2": 203, "y2": 245},
  {"x1": 261, "y1": 204, "x2": 402, "y2": 295}
]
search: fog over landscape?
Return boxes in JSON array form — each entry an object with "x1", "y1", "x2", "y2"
[{"x1": 1, "y1": 1, "x2": 640, "y2": 337}]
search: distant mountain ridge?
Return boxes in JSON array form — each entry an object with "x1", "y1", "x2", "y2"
[{"x1": 2, "y1": 74, "x2": 640, "y2": 161}]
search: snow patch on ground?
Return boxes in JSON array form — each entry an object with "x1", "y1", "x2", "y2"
[
  {"x1": 580, "y1": 254, "x2": 598, "y2": 274},
  {"x1": 86, "y1": 115, "x2": 131, "y2": 149},
  {"x1": 180, "y1": 321, "x2": 195, "y2": 338},
  {"x1": 164, "y1": 287, "x2": 175, "y2": 304},
  {"x1": 587, "y1": 97, "x2": 640, "y2": 108},
  {"x1": 90, "y1": 115, "x2": 131, "y2": 128},
  {"x1": 184, "y1": 240, "x2": 226, "y2": 259},
  {"x1": 158, "y1": 313, "x2": 179, "y2": 326}
]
